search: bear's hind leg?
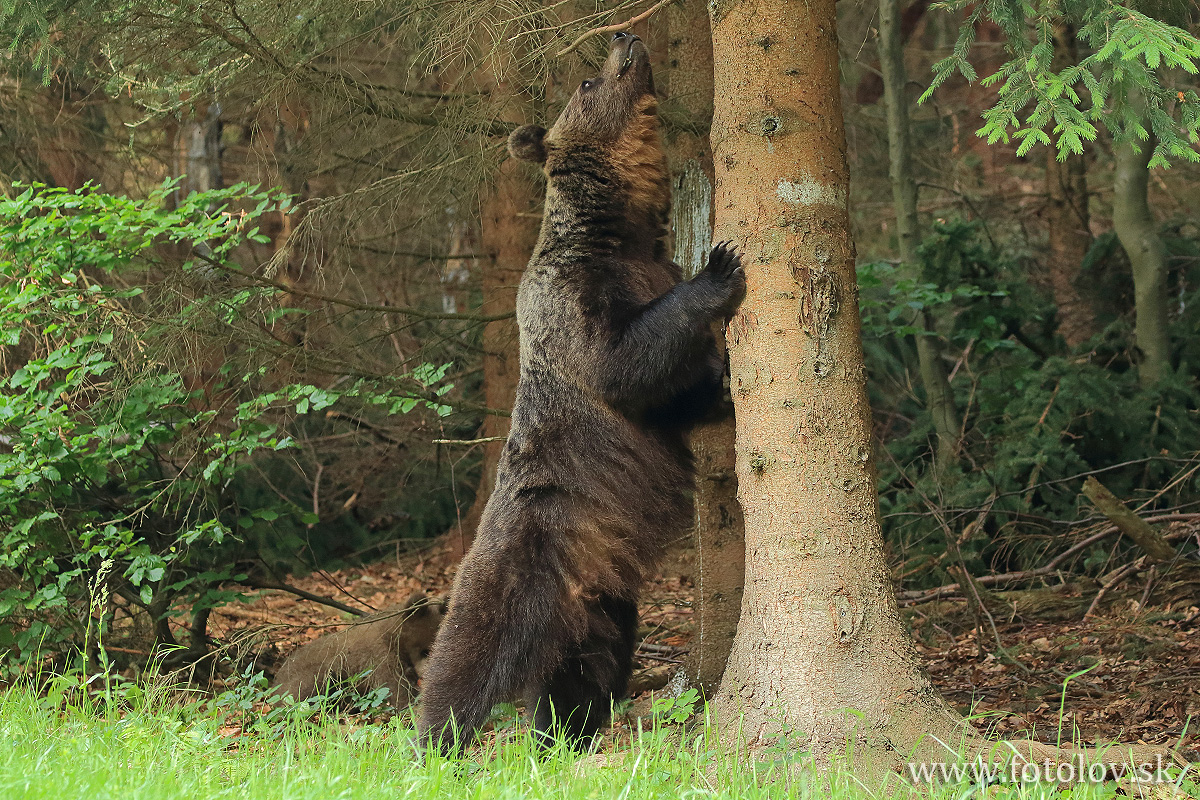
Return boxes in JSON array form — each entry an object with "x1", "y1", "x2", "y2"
[
  {"x1": 419, "y1": 569, "x2": 565, "y2": 754},
  {"x1": 531, "y1": 595, "x2": 638, "y2": 749}
]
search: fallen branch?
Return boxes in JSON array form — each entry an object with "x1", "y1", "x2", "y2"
[
  {"x1": 1081, "y1": 477, "x2": 1177, "y2": 561},
  {"x1": 432, "y1": 436, "x2": 506, "y2": 446},
  {"x1": 634, "y1": 652, "x2": 684, "y2": 665},
  {"x1": 555, "y1": 0, "x2": 676, "y2": 57},
  {"x1": 212, "y1": 605, "x2": 278, "y2": 623},
  {"x1": 897, "y1": 514, "x2": 1199, "y2": 606},
  {"x1": 102, "y1": 646, "x2": 153, "y2": 656},
  {"x1": 242, "y1": 578, "x2": 367, "y2": 617},
  {"x1": 628, "y1": 665, "x2": 673, "y2": 694},
  {"x1": 1084, "y1": 556, "x2": 1147, "y2": 618}
]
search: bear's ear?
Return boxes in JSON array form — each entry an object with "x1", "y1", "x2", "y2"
[{"x1": 508, "y1": 125, "x2": 548, "y2": 163}]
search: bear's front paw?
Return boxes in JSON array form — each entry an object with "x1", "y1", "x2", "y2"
[{"x1": 698, "y1": 241, "x2": 746, "y2": 313}]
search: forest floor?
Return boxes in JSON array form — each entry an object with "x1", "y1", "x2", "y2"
[
  {"x1": 205, "y1": 531, "x2": 1200, "y2": 760},
  {"x1": 6, "y1": 535, "x2": 1196, "y2": 800}
]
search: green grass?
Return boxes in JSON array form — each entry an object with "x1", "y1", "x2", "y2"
[{"x1": 0, "y1": 678, "x2": 1191, "y2": 800}]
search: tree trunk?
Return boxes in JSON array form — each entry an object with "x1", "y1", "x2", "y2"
[
  {"x1": 1044, "y1": 24, "x2": 1094, "y2": 349},
  {"x1": 877, "y1": 0, "x2": 959, "y2": 466},
  {"x1": 180, "y1": 100, "x2": 223, "y2": 197},
  {"x1": 450, "y1": 49, "x2": 540, "y2": 556},
  {"x1": 707, "y1": 0, "x2": 967, "y2": 769},
  {"x1": 667, "y1": 0, "x2": 745, "y2": 697},
  {"x1": 458, "y1": 158, "x2": 536, "y2": 554},
  {"x1": 705, "y1": 0, "x2": 1168, "y2": 778},
  {"x1": 1112, "y1": 133, "x2": 1171, "y2": 386},
  {"x1": 441, "y1": 216, "x2": 478, "y2": 316}
]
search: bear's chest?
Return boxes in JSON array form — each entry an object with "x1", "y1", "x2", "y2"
[{"x1": 516, "y1": 257, "x2": 672, "y2": 324}]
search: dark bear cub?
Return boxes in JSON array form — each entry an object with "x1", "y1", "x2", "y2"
[{"x1": 418, "y1": 31, "x2": 744, "y2": 753}]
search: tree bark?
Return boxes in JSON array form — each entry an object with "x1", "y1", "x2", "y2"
[
  {"x1": 1045, "y1": 24, "x2": 1094, "y2": 349},
  {"x1": 877, "y1": 0, "x2": 959, "y2": 466},
  {"x1": 451, "y1": 55, "x2": 540, "y2": 557},
  {"x1": 440, "y1": 216, "x2": 478, "y2": 316},
  {"x1": 667, "y1": 0, "x2": 745, "y2": 697},
  {"x1": 708, "y1": 0, "x2": 966, "y2": 769},
  {"x1": 706, "y1": 1, "x2": 1169, "y2": 778},
  {"x1": 1112, "y1": 132, "x2": 1171, "y2": 386},
  {"x1": 180, "y1": 100, "x2": 223, "y2": 197},
  {"x1": 459, "y1": 159, "x2": 536, "y2": 553}
]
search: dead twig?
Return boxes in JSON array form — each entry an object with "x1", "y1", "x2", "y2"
[
  {"x1": 324, "y1": 410, "x2": 408, "y2": 445},
  {"x1": 555, "y1": 0, "x2": 676, "y2": 57},
  {"x1": 241, "y1": 579, "x2": 367, "y2": 617},
  {"x1": 634, "y1": 652, "x2": 684, "y2": 665},
  {"x1": 194, "y1": 250, "x2": 513, "y2": 323},
  {"x1": 1141, "y1": 673, "x2": 1200, "y2": 686},
  {"x1": 1084, "y1": 556, "x2": 1147, "y2": 618},
  {"x1": 1136, "y1": 564, "x2": 1158, "y2": 613}
]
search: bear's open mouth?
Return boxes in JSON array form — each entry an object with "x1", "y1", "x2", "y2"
[{"x1": 617, "y1": 39, "x2": 642, "y2": 78}]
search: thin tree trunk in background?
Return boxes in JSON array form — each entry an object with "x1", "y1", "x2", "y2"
[
  {"x1": 667, "y1": 0, "x2": 744, "y2": 697},
  {"x1": 441, "y1": 217, "x2": 478, "y2": 316},
  {"x1": 179, "y1": 100, "x2": 225, "y2": 291},
  {"x1": 708, "y1": 0, "x2": 967, "y2": 768},
  {"x1": 1113, "y1": 133, "x2": 1171, "y2": 386},
  {"x1": 853, "y1": 0, "x2": 932, "y2": 106},
  {"x1": 181, "y1": 101, "x2": 223, "y2": 197},
  {"x1": 877, "y1": 0, "x2": 959, "y2": 466},
  {"x1": 452, "y1": 57, "x2": 540, "y2": 556},
  {"x1": 1045, "y1": 24, "x2": 1094, "y2": 349},
  {"x1": 459, "y1": 161, "x2": 535, "y2": 552}
]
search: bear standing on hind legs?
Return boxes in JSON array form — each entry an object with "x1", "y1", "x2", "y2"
[{"x1": 417, "y1": 31, "x2": 745, "y2": 753}]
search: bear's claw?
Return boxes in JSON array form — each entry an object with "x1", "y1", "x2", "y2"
[{"x1": 706, "y1": 241, "x2": 744, "y2": 281}]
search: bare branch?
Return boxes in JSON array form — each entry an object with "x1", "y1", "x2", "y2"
[
  {"x1": 897, "y1": 514, "x2": 1200, "y2": 606},
  {"x1": 242, "y1": 578, "x2": 367, "y2": 617},
  {"x1": 194, "y1": 252, "x2": 514, "y2": 323},
  {"x1": 555, "y1": 0, "x2": 677, "y2": 57}
]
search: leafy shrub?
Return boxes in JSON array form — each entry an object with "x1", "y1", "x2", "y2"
[{"x1": 0, "y1": 181, "x2": 454, "y2": 675}]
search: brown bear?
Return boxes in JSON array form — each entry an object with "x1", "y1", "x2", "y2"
[
  {"x1": 417, "y1": 31, "x2": 744, "y2": 752},
  {"x1": 271, "y1": 593, "x2": 444, "y2": 708}
]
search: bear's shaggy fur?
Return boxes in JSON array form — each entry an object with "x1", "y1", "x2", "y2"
[
  {"x1": 271, "y1": 593, "x2": 443, "y2": 707},
  {"x1": 418, "y1": 32, "x2": 744, "y2": 752}
]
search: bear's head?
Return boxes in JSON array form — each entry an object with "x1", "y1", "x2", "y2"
[
  {"x1": 397, "y1": 593, "x2": 445, "y2": 679},
  {"x1": 509, "y1": 32, "x2": 667, "y2": 218}
]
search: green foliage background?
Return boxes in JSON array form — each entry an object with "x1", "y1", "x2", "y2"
[
  {"x1": 0, "y1": 182, "x2": 460, "y2": 673},
  {"x1": 861, "y1": 220, "x2": 1200, "y2": 587}
]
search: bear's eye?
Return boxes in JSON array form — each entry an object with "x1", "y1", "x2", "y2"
[{"x1": 581, "y1": 80, "x2": 594, "y2": 91}]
